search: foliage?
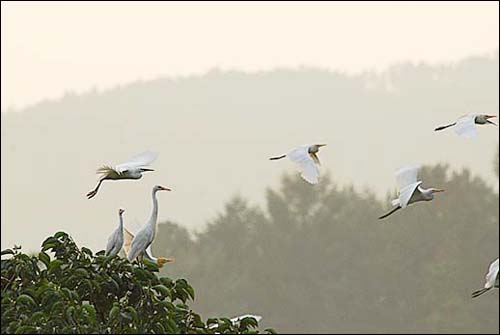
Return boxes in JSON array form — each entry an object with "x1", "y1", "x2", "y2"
[{"x1": 1, "y1": 232, "x2": 275, "y2": 334}]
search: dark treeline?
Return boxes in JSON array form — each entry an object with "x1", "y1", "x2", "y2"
[{"x1": 154, "y1": 162, "x2": 499, "y2": 333}]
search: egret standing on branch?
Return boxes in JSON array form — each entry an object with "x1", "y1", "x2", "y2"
[
  {"x1": 270, "y1": 144, "x2": 327, "y2": 184},
  {"x1": 472, "y1": 258, "x2": 499, "y2": 298},
  {"x1": 105, "y1": 208, "x2": 125, "y2": 257},
  {"x1": 127, "y1": 185, "x2": 171, "y2": 263},
  {"x1": 434, "y1": 114, "x2": 497, "y2": 138},
  {"x1": 122, "y1": 226, "x2": 174, "y2": 267},
  {"x1": 378, "y1": 165, "x2": 445, "y2": 220},
  {"x1": 86, "y1": 151, "x2": 158, "y2": 199}
]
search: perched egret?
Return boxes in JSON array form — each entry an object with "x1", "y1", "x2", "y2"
[
  {"x1": 127, "y1": 185, "x2": 171, "y2": 262},
  {"x1": 472, "y1": 258, "x2": 499, "y2": 298},
  {"x1": 378, "y1": 165, "x2": 445, "y2": 219},
  {"x1": 122, "y1": 226, "x2": 174, "y2": 267},
  {"x1": 434, "y1": 114, "x2": 497, "y2": 138},
  {"x1": 270, "y1": 144, "x2": 327, "y2": 184},
  {"x1": 86, "y1": 151, "x2": 158, "y2": 199},
  {"x1": 208, "y1": 314, "x2": 263, "y2": 330},
  {"x1": 105, "y1": 208, "x2": 125, "y2": 257}
]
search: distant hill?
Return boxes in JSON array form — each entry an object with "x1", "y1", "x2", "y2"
[{"x1": 1, "y1": 53, "x2": 498, "y2": 252}]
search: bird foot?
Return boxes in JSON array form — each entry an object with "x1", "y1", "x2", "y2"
[{"x1": 86, "y1": 190, "x2": 97, "y2": 199}]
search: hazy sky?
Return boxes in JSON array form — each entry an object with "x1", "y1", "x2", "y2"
[{"x1": 1, "y1": 1, "x2": 499, "y2": 110}]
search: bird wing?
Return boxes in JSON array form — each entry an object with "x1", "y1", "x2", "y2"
[
  {"x1": 115, "y1": 150, "x2": 158, "y2": 173},
  {"x1": 485, "y1": 258, "x2": 499, "y2": 289},
  {"x1": 454, "y1": 115, "x2": 477, "y2": 138},
  {"x1": 127, "y1": 231, "x2": 151, "y2": 262},
  {"x1": 287, "y1": 146, "x2": 319, "y2": 184},
  {"x1": 144, "y1": 245, "x2": 157, "y2": 262},
  {"x1": 398, "y1": 181, "x2": 422, "y2": 208},
  {"x1": 123, "y1": 227, "x2": 134, "y2": 256},
  {"x1": 395, "y1": 165, "x2": 420, "y2": 190},
  {"x1": 105, "y1": 229, "x2": 117, "y2": 255}
]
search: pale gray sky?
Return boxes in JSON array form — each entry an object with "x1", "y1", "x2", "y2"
[{"x1": 1, "y1": 1, "x2": 499, "y2": 110}]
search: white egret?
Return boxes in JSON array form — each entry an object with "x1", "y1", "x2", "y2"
[
  {"x1": 208, "y1": 314, "x2": 263, "y2": 330},
  {"x1": 127, "y1": 185, "x2": 171, "y2": 262},
  {"x1": 378, "y1": 165, "x2": 445, "y2": 219},
  {"x1": 105, "y1": 208, "x2": 125, "y2": 257},
  {"x1": 472, "y1": 258, "x2": 499, "y2": 298},
  {"x1": 270, "y1": 144, "x2": 327, "y2": 184},
  {"x1": 434, "y1": 114, "x2": 497, "y2": 138},
  {"x1": 122, "y1": 226, "x2": 174, "y2": 267},
  {"x1": 86, "y1": 151, "x2": 158, "y2": 199}
]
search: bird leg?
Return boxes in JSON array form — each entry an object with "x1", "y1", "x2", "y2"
[
  {"x1": 471, "y1": 287, "x2": 491, "y2": 298},
  {"x1": 86, "y1": 180, "x2": 103, "y2": 199},
  {"x1": 378, "y1": 206, "x2": 402, "y2": 220},
  {"x1": 434, "y1": 122, "x2": 457, "y2": 131}
]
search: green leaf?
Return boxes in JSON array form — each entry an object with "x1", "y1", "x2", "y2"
[
  {"x1": 125, "y1": 306, "x2": 138, "y2": 321},
  {"x1": 48, "y1": 259, "x2": 64, "y2": 272},
  {"x1": 1, "y1": 249, "x2": 14, "y2": 256},
  {"x1": 152, "y1": 284, "x2": 170, "y2": 296},
  {"x1": 54, "y1": 231, "x2": 68, "y2": 239},
  {"x1": 74, "y1": 268, "x2": 90, "y2": 278},
  {"x1": 109, "y1": 305, "x2": 120, "y2": 320},
  {"x1": 81, "y1": 247, "x2": 93, "y2": 256},
  {"x1": 83, "y1": 304, "x2": 97, "y2": 321},
  {"x1": 38, "y1": 251, "x2": 50, "y2": 267},
  {"x1": 186, "y1": 285, "x2": 195, "y2": 300},
  {"x1": 14, "y1": 326, "x2": 37, "y2": 334},
  {"x1": 16, "y1": 294, "x2": 36, "y2": 306},
  {"x1": 65, "y1": 306, "x2": 75, "y2": 324}
]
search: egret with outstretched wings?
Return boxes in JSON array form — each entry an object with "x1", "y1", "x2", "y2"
[
  {"x1": 379, "y1": 165, "x2": 445, "y2": 219},
  {"x1": 87, "y1": 151, "x2": 158, "y2": 199},
  {"x1": 472, "y1": 258, "x2": 499, "y2": 298},
  {"x1": 270, "y1": 144, "x2": 326, "y2": 184},
  {"x1": 435, "y1": 114, "x2": 497, "y2": 138}
]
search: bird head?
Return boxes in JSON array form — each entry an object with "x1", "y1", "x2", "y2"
[
  {"x1": 153, "y1": 185, "x2": 172, "y2": 192},
  {"x1": 118, "y1": 208, "x2": 125, "y2": 215},
  {"x1": 157, "y1": 257, "x2": 175, "y2": 267}
]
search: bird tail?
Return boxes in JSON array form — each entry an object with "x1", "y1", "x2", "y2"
[
  {"x1": 471, "y1": 287, "x2": 491, "y2": 298},
  {"x1": 269, "y1": 154, "x2": 286, "y2": 160},
  {"x1": 434, "y1": 123, "x2": 456, "y2": 131},
  {"x1": 378, "y1": 206, "x2": 401, "y2": 220}
]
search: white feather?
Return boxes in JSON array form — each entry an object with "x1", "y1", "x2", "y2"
[
  {"x1": 454, "y1": 115, "x2": 477, "y2": 139},
  {"x1": 484, "y1": 258, "x2": 499, "y2": 289},
  {"x1": 115, "y1": 150, "x2": 158, "y2": 173},
  {"x1": 287, "y1": 146, "x2": 319, "y2": 184}
]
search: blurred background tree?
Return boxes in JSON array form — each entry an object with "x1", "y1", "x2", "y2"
[{"x1": 156, "y1": 157, "x2": 499, "y2": 333}]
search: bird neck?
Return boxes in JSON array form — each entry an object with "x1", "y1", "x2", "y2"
[
  {"x1": 148, "y1": 189, "x2": 160, "y2": 232},
  {"x1": 118, "y1": 215, "x2": 124, "y2": 231}
]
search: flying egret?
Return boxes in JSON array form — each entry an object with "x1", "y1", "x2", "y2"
[
  {"x1": 127, "y1": 185, "x2": 171, "y2": 263},
  {"x1": 105, "y1": 208, "x2": 125, "y2": 257},
  {"x1": 472, "y1": 258, "x2": 499, "y2": 298},
  {"x1": 86, "y1": 150, "x2": 158, "y2": 199},
  {"x1": 270, "y1": 144, "x2": 327, "y2": 184},
  {"x1": 208, "y1": 314, "x2": 263, "y2": 330},
  {"x1": 378, "y1": 165, "x2": 445, "y2": 219},
  {"x1": 122, "y1": 226, "x2": 174, "y2": 267},
  {"x1": 434, "y1": 114, "x2": 497, "y2": 138}
]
